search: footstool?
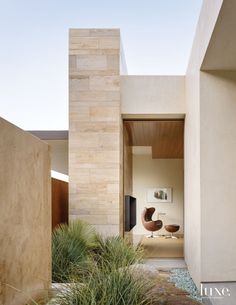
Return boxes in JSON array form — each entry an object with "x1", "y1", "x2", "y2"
[{"x1": 165, "y1": 224, "x2": 180, "y2": 239}]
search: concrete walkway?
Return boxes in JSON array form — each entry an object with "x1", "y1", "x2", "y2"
[{"x1": 144, "y1": 258, "x2": 187, "y2": 269}]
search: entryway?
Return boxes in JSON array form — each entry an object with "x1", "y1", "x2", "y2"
[{"x1": 123, "y1": 118, "x2": 184, "y2": 259}]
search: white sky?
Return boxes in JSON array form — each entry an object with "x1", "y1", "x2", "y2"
[{"x1": 0, "y1": 0, "x2": 202, "y2": 130}]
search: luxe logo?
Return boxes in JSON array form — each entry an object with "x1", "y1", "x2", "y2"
[{"x1": 200, "y1": 284, "x2": 231, "y2": 299}]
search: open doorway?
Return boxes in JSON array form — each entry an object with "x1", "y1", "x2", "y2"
[{"x1": 123, "y1": 119, "x2": 184, "y2": 259}]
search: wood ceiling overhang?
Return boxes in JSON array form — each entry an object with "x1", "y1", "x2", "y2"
[{"x1": 124, "y1": 120, "x2": 184, "y2": 159}]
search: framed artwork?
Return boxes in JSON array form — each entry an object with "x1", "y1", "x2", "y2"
[{"x1": 147, "y1": 188, "x2": 172, "y2": 203}]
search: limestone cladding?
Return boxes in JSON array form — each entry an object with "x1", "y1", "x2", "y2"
[{"x1": 69, "y1": 29, "x2": 121, "y2": 236}]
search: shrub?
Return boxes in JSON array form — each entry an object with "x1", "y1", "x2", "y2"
[
  {"x1": 51, "y1": 221, "x2": 161, "y2": 304},
  {"x1": 51, "y1": 265, "x2": 157, "y2": 305},
  {"x1": 52, "y1": 220, "x2": 96, "y2": 282},
  {"x1": 93, "y1": 235, "x2": 143, "y2": 270}
]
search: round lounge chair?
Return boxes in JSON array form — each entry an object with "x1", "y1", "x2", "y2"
[{"x1": 141, "y1": 207, "x2": 163, "y2": 238}]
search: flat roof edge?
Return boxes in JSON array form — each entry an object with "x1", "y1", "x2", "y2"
[{"x1": 27, "y1": 130, "x2": 68, "y2": 140}]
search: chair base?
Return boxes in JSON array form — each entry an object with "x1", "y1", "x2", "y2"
[
  {"x1": 165, "y1": 236, "x2": 178, "y2": 239},
  {"x1": 146, "y1": 232, "x2": 162, "y2": 238},
  {"x1": 147, "y1": 235, "x2": 161, "y2": 238},
  {"x1": 165, "y1": 233, "x2": 178, "y2": 239}
]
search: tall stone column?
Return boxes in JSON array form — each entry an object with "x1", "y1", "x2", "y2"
[{"x1": 69, "y1": 29, "x2": 122, "y2": 236}]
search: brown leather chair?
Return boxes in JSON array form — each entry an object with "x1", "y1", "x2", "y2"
[{"x1": 141, "y1": 207, "x2": 163, "y2": 238}]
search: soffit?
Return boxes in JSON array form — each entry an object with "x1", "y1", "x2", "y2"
[{"x1": 124, "y1": 120, "x2": 184, "y2": 159}]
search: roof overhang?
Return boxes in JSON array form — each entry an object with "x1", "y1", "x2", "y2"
[
  {"x1": 201, "y1": 0, "x2": 236, "y2": 70},
  {"x1": 28, "y1": 130, "x2": 68, "y2": 140}
]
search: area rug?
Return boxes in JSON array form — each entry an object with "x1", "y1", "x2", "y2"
[{"x1": 140, "y1": 236, "x2": 184, "y2": 258}]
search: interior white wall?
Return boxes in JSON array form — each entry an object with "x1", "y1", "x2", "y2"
[
  {"x1": 200, "y1": 71, "x2": 236, "y2": 282},
  {"x1": 46, "y1": 140, "x2": 68, "y2": 175},
  {"x1": 132, "y1": 154, "x2": 184, "y2": 236}
]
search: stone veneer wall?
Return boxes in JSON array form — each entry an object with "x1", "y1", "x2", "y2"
[
  {"x1": 0, "y1": 118, "x2": 51, "y2": 305},
  {"x1": 69, "y1": 29, "x2": 122, "y2": 236}
]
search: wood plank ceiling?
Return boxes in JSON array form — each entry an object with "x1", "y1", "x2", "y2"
[{"x1": 124, "y1": 120, "x2": 184, "y2": 159}]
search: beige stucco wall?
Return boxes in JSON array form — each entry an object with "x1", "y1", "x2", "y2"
[
  {"x1": 132, "y1": 155, "x2": 184, "y2": 236},
  {"x1": 202, "y1": 0, "x2": 236, "y2": 70},
  {"x1": 69, "y1": 29, "x2": 122, "y2": 236},
  {"x1": 185, "y1": 60, "x2": 201, "y2": 287},
  {"x1": 185, "y1": 0, "x2": 223, "y2": 286},
  {"x1": 47, "y1": 140, "x2": 68, "y2": 175},
  {"x1": 0, "y1": 118, "x2": 51, "y2": 305},
  {"x1": 200, "y1": 71, "x2": 236, "y2": 282},
  {"x1": 121, "y1": 76, "x2": 185, "y2": 116}
]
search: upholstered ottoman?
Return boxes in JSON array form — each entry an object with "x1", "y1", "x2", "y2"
[{"x1": 164, "y1": 224, "x2": 180, "y2": 239}]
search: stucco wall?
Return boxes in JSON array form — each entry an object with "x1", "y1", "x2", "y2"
[
  {"x1": 184, "y1": 67, "x2": 201, "y2": 286},
  {"x1": 0, "y1": 118, "x2": 51, "y2": 305},
  {"x1": 202, "y1": 0, "x2": 236, "y2": 70},
  {"x1": 200, "y1": 71, "x2": 236, "y2": 282},
  {"x1": 184, "y1": 0, "x2": 223, "y2": 286},
  {"x1": 121, "y1": 76, "x2": 185, "y2": 115},
  {"x1": 132, "y1": 155, "x2": 184, "y2": 236}
]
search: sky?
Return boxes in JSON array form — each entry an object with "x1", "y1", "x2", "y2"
[{"x1": 0, "y1": 0, "x2": 202, "y2": 130}]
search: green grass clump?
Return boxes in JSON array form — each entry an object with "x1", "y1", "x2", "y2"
[
  {"x1": 52, "y1": 220, "x2": 96, "y2": 282},
  {"x1": 52, "y1": 221, "x2": 143, "y2": 282},
  {"x1": 51, "y1": 265, "x2": 157, "y2": 305},
  {"x1": 51, "y1": 220, "x2": 163, "y2": 305},
  {"x1": 93, "y1": 234, "x2": 143, "y2": 270}
]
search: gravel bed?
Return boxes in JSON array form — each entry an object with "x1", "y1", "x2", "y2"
[{"x1": 169, "y1": 269, "x2": 203, "y2": 303}]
